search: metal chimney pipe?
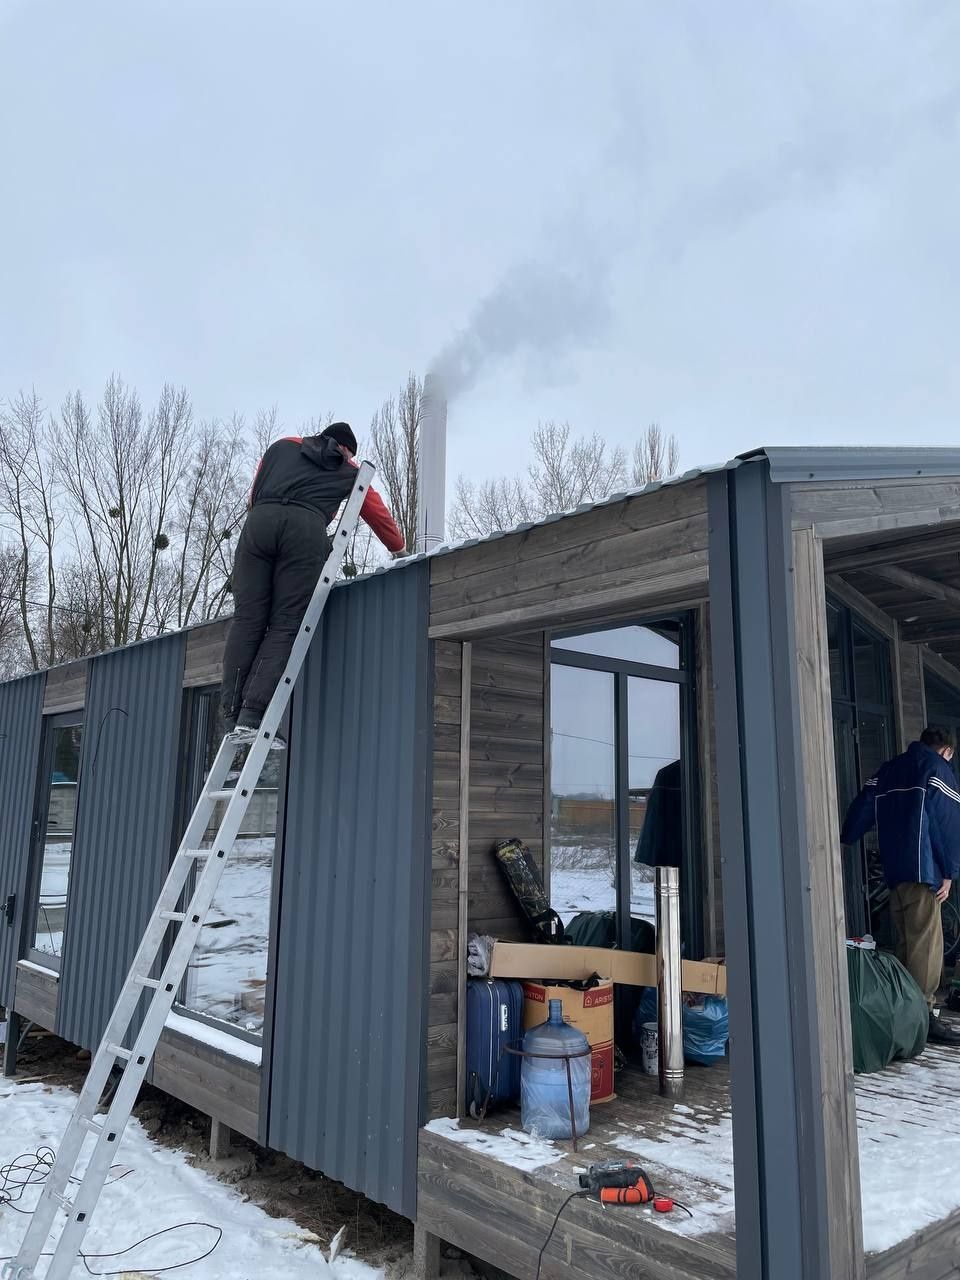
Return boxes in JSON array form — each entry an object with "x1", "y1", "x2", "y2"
[
  {"x1": 656, "y1": 865, "x2": 684, "y2": 1098},
  {"x1": 417, "y1": 372, "x2": 447, "y2": 554}
]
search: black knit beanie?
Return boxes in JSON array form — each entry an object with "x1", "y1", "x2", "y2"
[{"x1": 320, "y1": 422, "x2": 358, "y2": 455}]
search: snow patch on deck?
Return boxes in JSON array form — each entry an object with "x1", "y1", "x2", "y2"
[{"x1": 425, "y1": 1118, "x2": 565, "y2": 1171}]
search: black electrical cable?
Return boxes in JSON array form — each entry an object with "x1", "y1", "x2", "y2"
[
  {"x1": 536, "y1": 1190, "x2": 586, "y2": 1280},
  {"x1": 0, "y1": 1149, "x2": 223, "y2": 1275},
  {"x1": 534, "y1": 1186, "x2": 696, "y2": 1279},
  {"x1": 79, "y1": 1222, "x2": 224, "y2": 1277}
]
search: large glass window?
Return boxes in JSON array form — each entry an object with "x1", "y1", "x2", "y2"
[
  {"x1": 828, "y1": 601, "x2": 895, "y2": 938},
  {"x1": 30, "y1": 715, "x2": 84, "y2": 967},
  {"x1": 174, "y1": 688, "x2": 284, "y2": 1037},
  {"x1": 924, "y1": 671, "x2": 960, "y2": 781},
  {"x1": 549, "y1": 666, "x2": 616, "y2": 918},
  {"x1": 549, "y1": 617, "x2": 700, "y2": 955}
]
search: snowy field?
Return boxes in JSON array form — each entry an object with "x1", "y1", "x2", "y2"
[
  {"x1": 0, "y1": 1079, "x2": 381, "y2": 1279},
  {"x1": 551, "y1": 866, "x2": 656, "y2": 925}
]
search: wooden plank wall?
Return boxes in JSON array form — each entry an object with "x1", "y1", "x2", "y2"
[
  {"x1": 14, "y1": 962, "x2": 59, "y2": 1029},
  {"x1": 152, "y1": 1026, "x2": 260, "y2": 1140},
  {"x1": 467, "y1": 635, "x2": 547, "y2": 939},
  {"x1": 183, "y1": 618, "x2": 229, "y2": 687},
  {"x1": 428, "y1": 480, "x2": 709, "y2": 640},
  {"x1": 42, "y1": 661, "x2": 87, "y2": 714},
  {"x1": 791, "y1": 478, "x2": 960, "y2": 541},
  {"x1": 427, "y1": 635, "x2": 547, "y2": 1119},
  {"x1": 793, "y1": 528, "x2": 865, "y2": 1280},
  {"x1": 428, "y1": 642, "x2": 463, "y2": 1120}
]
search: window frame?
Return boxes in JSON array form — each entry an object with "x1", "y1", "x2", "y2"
[
  {"x1": 549, "y1": 611, "x2": 703, "y2": 957},
  {"x1": 826, "y1": 596, "x2": 896, "y2": 937},
  {"x1": 24, "y1": 710, "x2": 86, "y2": 973},
  {"x1": 167, "y1": 683, "x2": 289, "y2": 1046}
]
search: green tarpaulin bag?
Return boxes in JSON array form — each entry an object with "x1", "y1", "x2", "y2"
[
  {"x1": 565, "y1": 910, "x2": 655, "y2": 955},
  {"x1": 846, "y1": 945, "x2": 928, "y2": 1074}
]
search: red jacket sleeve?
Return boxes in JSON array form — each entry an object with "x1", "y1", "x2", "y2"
[{"x1": 361, "y1": 483, "x2": 405, "y2": 553}]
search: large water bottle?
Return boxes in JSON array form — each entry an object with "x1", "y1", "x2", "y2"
[{"x1": 521, "y1": 999, "x2": 591, "y2": 1140}]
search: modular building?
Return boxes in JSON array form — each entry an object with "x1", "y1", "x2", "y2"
[{"x1": 4, "y1": 446, "x2": 960, "y2": 1280}]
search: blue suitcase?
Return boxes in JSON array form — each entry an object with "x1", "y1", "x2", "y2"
[{"x1": 465, "y1": 978, "x2": 524, "y2": 1118}]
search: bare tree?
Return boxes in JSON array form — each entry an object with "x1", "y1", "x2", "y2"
[
  {"x1": 0, "y1": 390, "x2": 59, "y2": 667},
  {"x1": 528, "y1": 421, "x2": 627, "y2": 513},
  {"x1": 369, "y1": 373, "x2": 420, "y2": 552},
  {"x1": 631, "y1": 423, "x2": 679, "y2": 486},
  {"x1": 448, "y1": 419, "x2": 629, "y2": 538},
  {"x1": 0, "y1": 542, "x2": 29, "y2": 676},
  {"x1": 448, "y1": 475, "x2": 534, "y2": 541}
]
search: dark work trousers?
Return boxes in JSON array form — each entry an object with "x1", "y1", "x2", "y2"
[{"x1": 221, "y1": 502, "x2": 331, "y2": 720}]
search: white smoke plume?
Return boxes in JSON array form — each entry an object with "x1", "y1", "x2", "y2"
[{"x1": 428, "y1": 256, "x2": 614, "y2": 402}]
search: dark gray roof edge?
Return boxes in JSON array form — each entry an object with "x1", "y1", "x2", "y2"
[
  {"x1": 754, "y1": 446, "x2": 960, "y2": 485},
  {"x1": 9, "y1": 446, "x2": 960, "y2": 683}
]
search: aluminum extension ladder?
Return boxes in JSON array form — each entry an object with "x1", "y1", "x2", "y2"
[{"x1": 4, "y1": 463, "x2": 375, "y2": 1280}]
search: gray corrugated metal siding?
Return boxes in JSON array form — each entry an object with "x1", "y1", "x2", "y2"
[
  {"x1": 266, "y1": 562, "x2": 431, "y2": 1219},
  {"x1": 0, "y1": 671, "x2": 46, "y2": 1007},
  {"x1": 56, "y1": 631, "x2": 187, "y2": 1048}
]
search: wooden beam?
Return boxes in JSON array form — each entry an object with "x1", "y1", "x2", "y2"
[
  {"x1": 428, "y1": 567, "x2": 709, "y2": 641},
  {"x1": 825, "y1": 527, "x2": 960, "y2": 574},
  {"x1": 455, "y1": 641, "x2": 471, "y2": 1120},
  {"x1": 793, "y1": 528, "x2": 865, "y2": 1280},
  {"x1": 869, "y1": 564, "x2": 960, "y2": 611},
  {"x1": 825, "y1": 575, "x2": 897, "y2": 639}
]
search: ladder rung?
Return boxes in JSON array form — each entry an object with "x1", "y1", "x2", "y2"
[
  {"x1": 206, "y1": 789, "x2": 234, "y2": 801},
  {"x1": 80, "y1": 1116, "x2": 105, "y2": 1135},
  {"x1": 106, "y1": 1043, "x2": 131, "y2": 1062},
  {"x1": 133, "y1": 975, "x2": 160, "y2": 989},
  {"x1": 179, "y1": 848, "x2": 209, "y2": 860},
  {"x1": 52, "y1": 1191, "x2": 74, "y2": 1212},
  {"x1": 160, "y1": 911, "x2": 186, "y2": 923}
]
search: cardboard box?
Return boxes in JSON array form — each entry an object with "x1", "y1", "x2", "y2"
[
  {"x1": 522, "y1": 979, "x2": 615, "y2": 1104},
  {"x1": 490, "y1": 942, "x2": 727, "y2": 997}
]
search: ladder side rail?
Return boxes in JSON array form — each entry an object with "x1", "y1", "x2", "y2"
[{"x1": 9, "y1": 462, "x2": 374, "y2": 1280}]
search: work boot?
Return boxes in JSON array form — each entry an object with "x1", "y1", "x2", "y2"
[
  {"x1": 229, "y1": 707, "x2": 261, "y2": 745},
  {"x1": 928, "y1": 1010, "x2": 960, "y2": 1046}
]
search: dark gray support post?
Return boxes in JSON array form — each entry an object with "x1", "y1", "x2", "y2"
[
  {"x1": 3, "y1": 1011, "x2": 21, "y2": 1076},
  {"x1": 707, "y1": 462, "x2": 841, "y2": 1280}
]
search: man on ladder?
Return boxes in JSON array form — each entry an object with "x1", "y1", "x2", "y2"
[
  {"x1": 4, "y1": 461, "x2": 378, "y2": 1280},
  {"x1": 222, "y1": 422, "x2": 404, "y2": 745}
]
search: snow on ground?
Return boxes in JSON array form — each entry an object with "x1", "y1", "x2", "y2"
[
  {"x1": 550, "y1": 866, "x2": 655, "y2": 925},
  {"x1": 0, "y1": 1079, "x2": 381, "y2": 1280}
]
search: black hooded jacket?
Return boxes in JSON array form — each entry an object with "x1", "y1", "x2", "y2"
[{"x1": 249, "y1": 435, "x2": 404, "y2": 550}]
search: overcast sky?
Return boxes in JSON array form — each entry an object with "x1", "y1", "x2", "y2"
[{"x1": 1, "y1": 1, "x2": 957, "y2": 487}]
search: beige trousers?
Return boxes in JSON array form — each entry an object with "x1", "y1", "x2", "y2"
[{"x1": 889, "y1": 881, "x2": 943, "y2": 1008}]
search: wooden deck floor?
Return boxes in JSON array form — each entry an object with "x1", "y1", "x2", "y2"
[
  {"x1": 418, "y1": 1045, "x2": 960, "y2": 1280},
  {"x1": 419, "y1": 1061, "x2": 736, "y2": 1280}
]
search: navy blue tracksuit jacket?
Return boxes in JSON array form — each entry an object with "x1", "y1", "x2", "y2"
[{"x1": 841, "y1": 741, "x2": 960, "y2": 890}]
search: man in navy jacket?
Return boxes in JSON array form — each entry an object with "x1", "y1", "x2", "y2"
[{"x1": 842, "y1": 727, "x2": 960, "y2": 1044}]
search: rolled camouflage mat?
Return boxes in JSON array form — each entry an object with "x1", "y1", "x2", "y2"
[{"x1": 493, "y1": 837, "x2": 566, "y2": 944}]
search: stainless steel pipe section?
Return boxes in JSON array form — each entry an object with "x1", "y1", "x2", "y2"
[{"x1": 656, "y1": 865, "x2": 684, "y2": 1098}]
